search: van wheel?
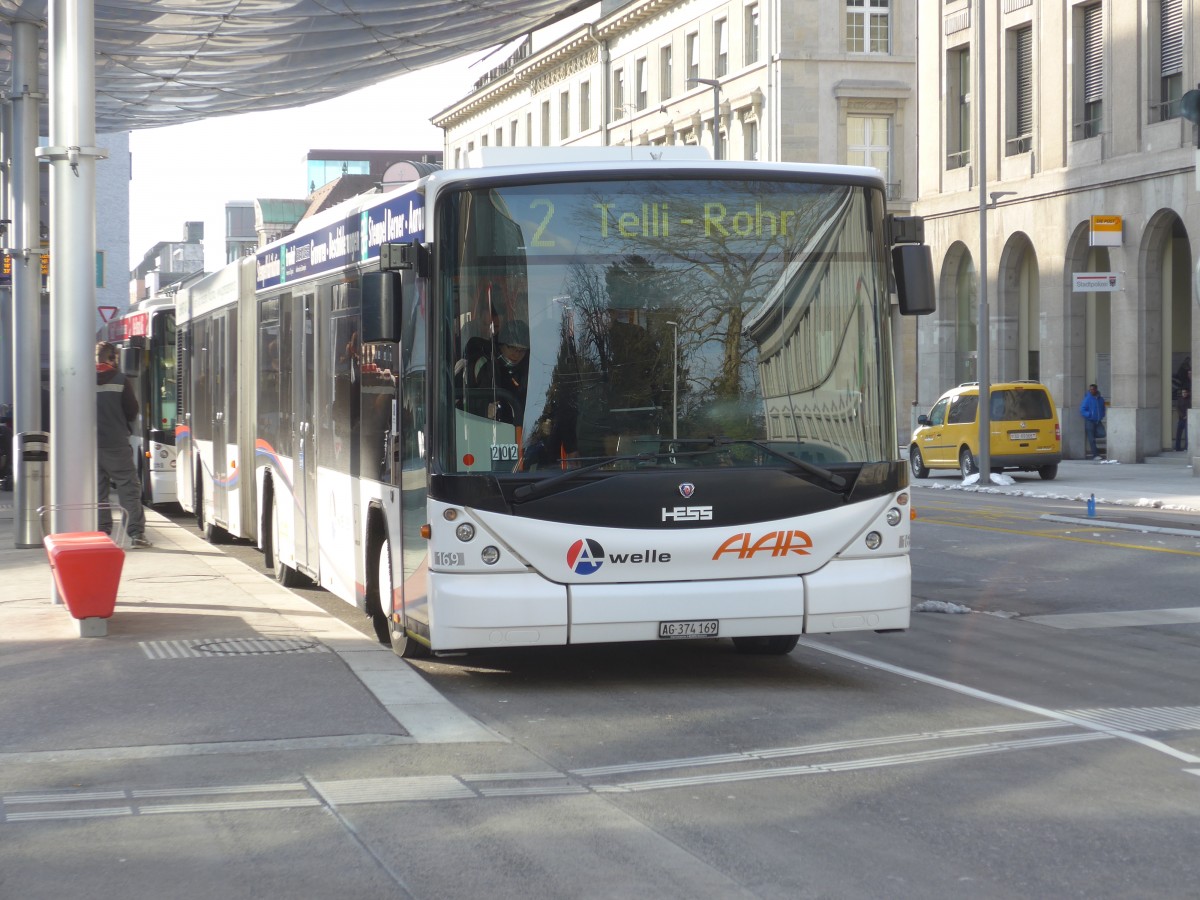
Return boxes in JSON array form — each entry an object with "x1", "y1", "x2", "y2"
[
  {"x1": 1038, "y1": 464, "x2": 1058, "y2": 480},
  {"x1": 909, "y1": 447, "x2": 929, "y2": 479},
  {"x1": 959, "y1": 447, "x2": 977, "y2": 478}
]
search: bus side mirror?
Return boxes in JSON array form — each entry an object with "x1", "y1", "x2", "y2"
[
  {"x1": 361, "y1": 271, "x2": 403, "y2": 343},
  {"x1": 893, "y1": 244, "x2": 936, "y2": 316},
  {"x1": 119, "y1": 346, "x2": 143, "y2": 376}
]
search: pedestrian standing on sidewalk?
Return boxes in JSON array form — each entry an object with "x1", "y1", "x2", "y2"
[
  {"x1": 96, "y1": 341, "x2": 152, "y2": 548},
  {"x1": 1173, "y1": 358, "x2": 1191, "y2": 452},
  {"x1": 1080, "y1": 383, "x2": 1106, "y2": 460}
]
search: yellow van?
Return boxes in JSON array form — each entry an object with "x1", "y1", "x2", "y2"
[{"x1": 909, "y1": 381, "x2": 1062, "y2": 480}]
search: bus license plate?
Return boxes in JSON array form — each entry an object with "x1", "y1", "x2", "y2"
[{"x1": 658, "y1": 619, "x2": 719, "y2": 639}]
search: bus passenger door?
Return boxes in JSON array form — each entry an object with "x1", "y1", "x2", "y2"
[
  {"x1": 210, "y1": 314, "x2": 229, "y2": 526},
  {"x1": 294, "y1": 293, "x2": 320, "y2": 574}
]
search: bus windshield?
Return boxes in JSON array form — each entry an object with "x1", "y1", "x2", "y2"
[
  {"x1": 149, "y1": 313, "x2": 178, "y2": 433},
  {"x1": 436, "y1": 176, "x2": 895, "y2": 475}
]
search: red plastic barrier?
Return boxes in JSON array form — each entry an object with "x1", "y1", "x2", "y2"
[{"x1": 43, "y1": 532, "x2": 125, "y2": 620}]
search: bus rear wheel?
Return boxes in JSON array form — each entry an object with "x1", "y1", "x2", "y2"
[
  {"x1": 375, "y1": 536, "x2": 427, "y2": 659},
  {"x1": 270, "y1": 493, "x2": 302, "y2": 587},
  {"x1": 732, "y1": 635, "x2": 800, "y2": 655}
]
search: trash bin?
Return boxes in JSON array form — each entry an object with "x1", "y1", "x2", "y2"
[{"x1": 14, "y1": 431, "x2": 49, "y2": 548}]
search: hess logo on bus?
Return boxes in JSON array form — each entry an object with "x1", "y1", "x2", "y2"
[{"x1": 567, "y1": 538, "x2": 671, "y2": 575}]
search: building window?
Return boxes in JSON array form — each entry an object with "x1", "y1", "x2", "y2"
[
  {"x1": 580, "y1": 81, "x2": 591, "y2": 131},
  {"x1": 744, "y1": 4, "x2": 760, "y2": 64},
  {"x1": 481, "y1": 133, "x2": 488, "y2": 147},
  {"x1": 1006, "y1": 26, "x2": 1033, "y2": 155},
  {"x1": 947, "y1": 47, "x2": 971, "y2": 169},
  {"x1": 847, "y1": 115, "x2": 891, "y2": 189},
  {"x1": 496, "y1": 127, "x2": 504, "y2": 147},
  {"x1": 660, "y1": 45, "x2": 673, "y2": 100},
  {"x1": 687, "y1": 32, "x2": 700, "y2": 84},
  {"x1": 743, "y1": 120, "x2": 759, "y2": 160},
  {"x1": 714, "y1": 19, "x2": 729, "y2": 77},
  {"x1": 526, "y1": 112, "x2": 532, "y2": 145},
  {"x1": 511, "y1": 119, "x2": 519, "y2": 146},
  {"x1": 1157, "y1": 0, "x2": 1183, "y2": 121},
  {"x1": 636, "y1": 58, "x2": 648, "y2": 110},
  {"x1": 846, "y1": 0, "x2": 890, "y2": 54},
  {"x1": 540, "y1": 101, "x2": 550, "y2": 145},
  {"x1": 613, "y1": 68, "x2": 625, "y2": 118},
  {"x1": 560, "y1": 91, "x2": 570, "y2": 140},
  {"x1": 1077, "y1": 3, "x2": 1103, "y2": 139}
]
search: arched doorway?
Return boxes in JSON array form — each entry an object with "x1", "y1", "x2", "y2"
[
  {"x1": 997, "y1": 234, "x2": 1040, "y2": 381},
  {"x1": 1141, "y1": 211, "x2": 1192, "y2": 453},
  {"x1": 939, "y1": 241, "x2": 977, "y2": 385}
]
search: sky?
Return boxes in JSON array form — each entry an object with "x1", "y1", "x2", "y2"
[{"x1": 127, "y1": 57, "x2": 482, "y2": 274}]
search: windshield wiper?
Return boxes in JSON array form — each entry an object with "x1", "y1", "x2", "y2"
[
  {"x1": 512, "y1": 453, "x2": 659, "y2": 502},
  {"x1": 707, "y1": 436, "x2": 849, "y2": 493}
]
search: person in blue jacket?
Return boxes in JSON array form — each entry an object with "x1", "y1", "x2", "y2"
[{"x1": 1079, "y1": 383, "x2": 1106, "y2": 459}]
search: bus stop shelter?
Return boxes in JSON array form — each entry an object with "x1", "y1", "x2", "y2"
[{"x1": 0, "y1": 0, "x2": 586, "y2": 545}]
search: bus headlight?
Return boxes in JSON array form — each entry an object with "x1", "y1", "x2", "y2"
[
  {"x1": 864, "y1": 531, "x2": 883, "y2": 550},
  {"x1": 455, "y1": 522, "x2": 476, "y2": 542},
  {"x1": 886, "y1": 507, "x2": 902, "y2": 526},
  {"x1": 480, "y1": 546, "x2": 501, "y2": 565}
]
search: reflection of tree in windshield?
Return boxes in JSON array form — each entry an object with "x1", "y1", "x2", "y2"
[{"x1": 566, "y1": 183, "x2": 841, "y2": 440}]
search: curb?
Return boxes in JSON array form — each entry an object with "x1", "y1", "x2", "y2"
[{"x1": 1039, "y1": 513, "x2": 1200, "y2": 538}]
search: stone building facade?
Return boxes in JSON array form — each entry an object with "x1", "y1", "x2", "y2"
[{"x1": 914, "y1": 0, "x2": 1197, "y2": 464}]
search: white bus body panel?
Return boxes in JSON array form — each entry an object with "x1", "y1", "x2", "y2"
[
  {"x1": 427, "y1": 573, "x2": 568, "y2": 649},
  {"x1": 567, "y1": 577, "x2": 806, "y2": 645},
  {"x1": 420, "y1": 493, "x2": 912, "y2": 650},
  {"x1": 804, "y1": 556, "x2": 911, "y2": 633}
]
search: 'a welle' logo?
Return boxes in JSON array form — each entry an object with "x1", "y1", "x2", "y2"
[{"x1": 567, "y1": 538, "x2": 672, "y2": 575}]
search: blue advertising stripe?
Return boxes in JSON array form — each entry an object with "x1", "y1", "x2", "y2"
[{"x1": 255, "y1": 187, "x2": 425, "y2": 291}]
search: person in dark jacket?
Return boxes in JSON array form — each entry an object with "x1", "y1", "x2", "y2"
[
  {"x1": 96, "y1": 341, "x2": 151, "y2": 548},
  {"x1": 1079, "y1": 383, "x2": 1106, "y2": 460}
]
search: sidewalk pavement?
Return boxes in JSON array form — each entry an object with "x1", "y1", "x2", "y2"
[
  {"x1": 0, "y1": 455, "x2": 1195, "y2": 770},
  {"x1": 0, "y1": 494, "x2": 499, "y2": 775},
  {"x1": 910, "y1": 454, "x2": 1200, "y2": 533}
]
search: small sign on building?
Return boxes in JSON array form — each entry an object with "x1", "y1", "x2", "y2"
[
  {"x1": 1072, "y1": 272, "x2": 1124, "y2": 292},
  {"x1": 1089, "y1": 215, "x2": 1123, "y2": 247}
]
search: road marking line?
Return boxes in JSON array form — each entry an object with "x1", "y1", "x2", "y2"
[
  {"x1": 797, "y1": 639, "x2": 1200, "y2": 765},
  {"x1": 1024, "y1": 608, "x2": 1200, "y2": 629},
  {"x1": 915, "y1": 518, "x2": 1200, "y2": 555}
]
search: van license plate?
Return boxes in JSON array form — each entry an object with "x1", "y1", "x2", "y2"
[
  {"x1": 658, "y1": 619, "x2": 719, "y2": 639},
  {"x1": 1009, "y1": 431, "x2": 1036, "y2": 440}
]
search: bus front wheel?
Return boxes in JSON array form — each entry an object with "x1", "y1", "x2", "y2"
[
  {"x1": 375, "y1": 536, "x2": 427, "y2": 659},
  {"x1": 732, "y1": 635, "x2": 800, "y2": 655}
]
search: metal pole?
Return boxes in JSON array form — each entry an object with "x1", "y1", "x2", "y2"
[
  {"x1": 689, "y1": 78, "x2": 722, "y2": 160},
  {"x1": 0, "y1": 100, "x2": 11, "y2": 413},
  {"x1": 976, "y1": 0, "x2": 991, "y2": 478},
  {"x1": 10, "y1": 20, "x2": 46, "y2": 547},
  {"x1": 711, "y1": 85, "x2": 721, "y2": 160},
  {"x1": 40, "y1": 0, "x2": 105, "y2": 538}
]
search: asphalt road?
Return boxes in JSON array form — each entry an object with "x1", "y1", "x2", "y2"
[{"x1": 30, "y1": 499, "x2": 1193, "y2": 899}]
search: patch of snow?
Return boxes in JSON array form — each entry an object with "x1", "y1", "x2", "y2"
[{"x1": 914, "y1": 600, "x2": 972, "y2": 614}]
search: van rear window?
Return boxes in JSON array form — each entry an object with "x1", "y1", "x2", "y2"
[{"x1": 991, "y1": 389, "x2": 1052, "y2": 420}]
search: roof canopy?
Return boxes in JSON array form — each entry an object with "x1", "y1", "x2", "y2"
[{"x1": 0, "y1": 0, "x2": 590, "y2": 133}]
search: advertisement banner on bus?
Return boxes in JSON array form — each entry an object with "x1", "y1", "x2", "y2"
[{"x1": 255, "y1": 188, "x2": 425, "y2": 291}]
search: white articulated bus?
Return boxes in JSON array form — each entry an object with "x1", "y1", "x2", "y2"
[
  {"x1": 178, "y1": 149, "x2": 935, "y2": 658},
  {"x1": 106, "y1": 296, "x2": 179, "y2": 506}
]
